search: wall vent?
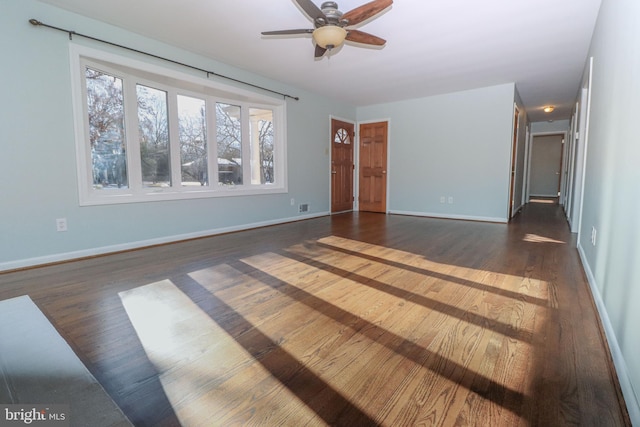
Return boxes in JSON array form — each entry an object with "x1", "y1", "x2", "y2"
[{"x1": 298, "y1": 203, "x2": 309, "y2": 213}]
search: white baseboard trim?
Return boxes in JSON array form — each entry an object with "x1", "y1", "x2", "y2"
[
  {"x1": 0, "y1": 212, "x2": 330, "y2": 272},
  {"x1": 389, "y1": 210, "x2": 508, "y2": 224},
  {"x1": 577, "y1": 243, "x2": 640, "y2": 424}
]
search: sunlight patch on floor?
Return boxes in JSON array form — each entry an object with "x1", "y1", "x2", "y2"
[
  {"x1": 523, "y1": 233, "x2": 566, "y2": 244},
  {"x1": 117, "y1": 232, "x2": 548, "y2": 425},
  {"x1": 202, "y1": 261, "x2": 527, "y2": 422},
  {"x1": 316, "y1": 235, "x2": 550, "y2": 303},
  {"x1": 221, "y1": 255, "x2": 531, "y2": 421},
  {"x1": 529, "y1": 198, "x2": 558, "y2": 204},
  {"x1": 119, "y1": 279, "x2": 319, "y2": 426}
]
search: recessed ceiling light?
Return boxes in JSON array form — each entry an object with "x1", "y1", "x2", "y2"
[{"x1": 543, "y1": 106, "x2": 555, "y2": 113}]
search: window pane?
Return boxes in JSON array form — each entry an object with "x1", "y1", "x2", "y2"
[
  {"x1": 216, "y1": 103, "x2": 242, "y2": 185},
  {"x1": 137, "y1": 85, "x2": 170, "y2": 187},
  {"x1": 178, "y1": 95, "x2": 207, "y2": 187},
  {"x1": 86, "y1": 68, "x2": 128, "y2": 189},
  {"x1": 249, "y1": 108, "x2": 274, "y2": 184},
  {"x1": 335, "y1": 128, "x2": 351, "y2": 144}
]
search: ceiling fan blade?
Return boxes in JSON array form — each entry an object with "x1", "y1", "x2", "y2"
[
  {"x1": 315, "y1": 44, "x2": 327, "y2": 58},
  {"x1": 295, "y1": 0, "x2": 325, "y2": 22},
  {"x1": 346, "y1": 29, "x2": 386, "y2": 46},
  {"x1": 342, "y1": 0, "x2": 393, "y2": 26},
  {"x1": 262, "y1": 29, "x2": 314, "y2": 36}
]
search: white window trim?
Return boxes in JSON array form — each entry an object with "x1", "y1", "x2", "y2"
[{"x1": 69, "y1": 43, "x2": 287, "y2": 206}]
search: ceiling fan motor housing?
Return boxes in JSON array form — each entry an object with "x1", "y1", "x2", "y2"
[{"x1": 319, "y1": 1, "x2": 344, "y2": 25}]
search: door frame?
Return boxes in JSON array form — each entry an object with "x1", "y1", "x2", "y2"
[
  {"x1": 508, "y1": 104, "x2": 520, "y2": 219},
  {"x1": 563, "y1": 109, "x2": 578, "y2": 213},
  {"x1": 572, "y1": 57, "x2": 593, "y2": 235},
  {"x1": 329, "y1": 115, "x2": 356, "y2": 214},
  {"x1": 525, "y1": 131, "x2": 568, "y2": 200},
  {"x1": 355, "y1": 118, "x2": 391, "y2": 213}
]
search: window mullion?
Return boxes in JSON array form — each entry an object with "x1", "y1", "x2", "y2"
[
  {"x1": 275, "y1": 106, "x2": 285, "y2": 185},
  {"x1": 124, "y1": 78, "x2": 142, "y2": 193},
  {"x1": 207, "y1": 97, "x2": 218, "y2": 189},
  {"x1": 167, "y1": 90, "x2": 182, "y2": 189},
  {"x1": 240, "y1": 104, "x2": 251, "y2": 186}
]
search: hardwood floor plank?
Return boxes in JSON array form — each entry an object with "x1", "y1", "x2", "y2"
[{"x1": 0, "y1": 204, "x2": 631, "y2": 426}]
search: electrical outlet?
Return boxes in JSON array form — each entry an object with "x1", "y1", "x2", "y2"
[
  {"x1": 290, "y1": 198, "x2": 295, "y2": 206},
  {"x1": 56, "y1": 218, "x2": 68, "y2": 232},
  {"x1": 440, "y1": 196, "x2": 445, "y2": 204},
  {"x1": 448, "y1": 196, "x2": 454, "y2": 204}
]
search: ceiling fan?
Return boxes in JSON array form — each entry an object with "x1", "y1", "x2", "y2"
[{"x1": 262, "y1": 0, "x2": 393, "y2": 58}]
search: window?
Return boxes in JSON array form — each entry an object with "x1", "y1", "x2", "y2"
[
  {"x1": 178, "y1": 95, "x2": 208, "y2": 187},
  {"x1": 71, "y1": 45, "x2": 286, "y2": 205},
  {"x1": 250, "y1": 108, "x2": 274, "y2": 185},
  {"x1": 334, "y1": 128, "x2": 351, "y2": 144},
  {"x1": 216, "y1": 103, "x2": 242, "y2": 186},
  {"x1": 85, "y1": 68, "x2": 128, "y2": 189},
  {"x1": 137, "y1": 85, "x2": 171, "y2": 188}
]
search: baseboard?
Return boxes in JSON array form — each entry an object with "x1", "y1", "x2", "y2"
[
  {"x1": 389, "y1": 210, "x2": 508, "y2": 224},
  {"x1": 0, "y1": 212, "x2": 329, "y2": 272},
  {"x1": 577, "y1": 243, "x2": 640, "y2": 424}
]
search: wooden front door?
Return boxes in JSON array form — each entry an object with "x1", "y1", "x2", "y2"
[
  {"x1": 331, "y1": 119, "x2": 354, "y2": 213},
  {"x1": 359, "y1": 121, "x2": 388, "y2": 213}
]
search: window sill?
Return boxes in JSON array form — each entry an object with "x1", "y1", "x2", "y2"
[{"x1": 79, "y1": 185, "x2": 287, "y2": 206}]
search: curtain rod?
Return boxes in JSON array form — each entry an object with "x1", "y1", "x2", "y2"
[{"x1": 28, "y1": 19, "x2": 299, "y2": 101}]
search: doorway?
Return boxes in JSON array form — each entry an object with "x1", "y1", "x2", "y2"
[
  {"x1": 358, "y1": 121, "x2": 388, "y2": 213},
  {"x1": 331, "y1": 118, "x2": 355, "y2": 213},
  {"x1": 528, "y1": 134, "x2": 564, "y2": 200}
]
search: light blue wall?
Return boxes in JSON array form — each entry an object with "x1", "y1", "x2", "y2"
[
  {"x1": 578, "y1": 0, "x2": 640, "y2": 421},
  {"x1": 0, "y1": 0, "x2": 355, "y2": 269},
  {"x1": 357, "y1": 83, "x2": 516, "y2": 222}
]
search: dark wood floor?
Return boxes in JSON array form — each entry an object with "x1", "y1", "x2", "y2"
[{"x1": 0, "y1": 203, "x2": 630, "y2": 426}]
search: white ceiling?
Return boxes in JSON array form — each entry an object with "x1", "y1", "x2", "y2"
[{"x1": 37, "y1": 0, "x2": 602, "y2": 122}]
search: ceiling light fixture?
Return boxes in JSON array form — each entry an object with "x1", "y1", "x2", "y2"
[
  {"x1": 312, "y1": 25, "x2": 347, "y2": 50},
  {"x1": 543, "y1": 106, "x2": 555, "y2": 113}
]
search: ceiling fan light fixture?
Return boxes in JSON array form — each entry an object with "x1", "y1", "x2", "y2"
[
  {"x1": 312, "y1": 25, "x2": 347, "y2": 50},
  {"x1": 543, "y1": 105, "x2": 555, "y2": 113}
]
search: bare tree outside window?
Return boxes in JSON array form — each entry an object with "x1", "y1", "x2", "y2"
[
  {"x1": 85, "y1": 68, "x2": 128, "y2": 189},
  {"x1": 216, "y1": 103, "x2": 242, "y2": 185},
  {"x1": 137, "y1": 85, "x2": 170, "y2": 187},
  {"x1": 178, "y1": 95, "x2": 208, "y2": 186}
]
